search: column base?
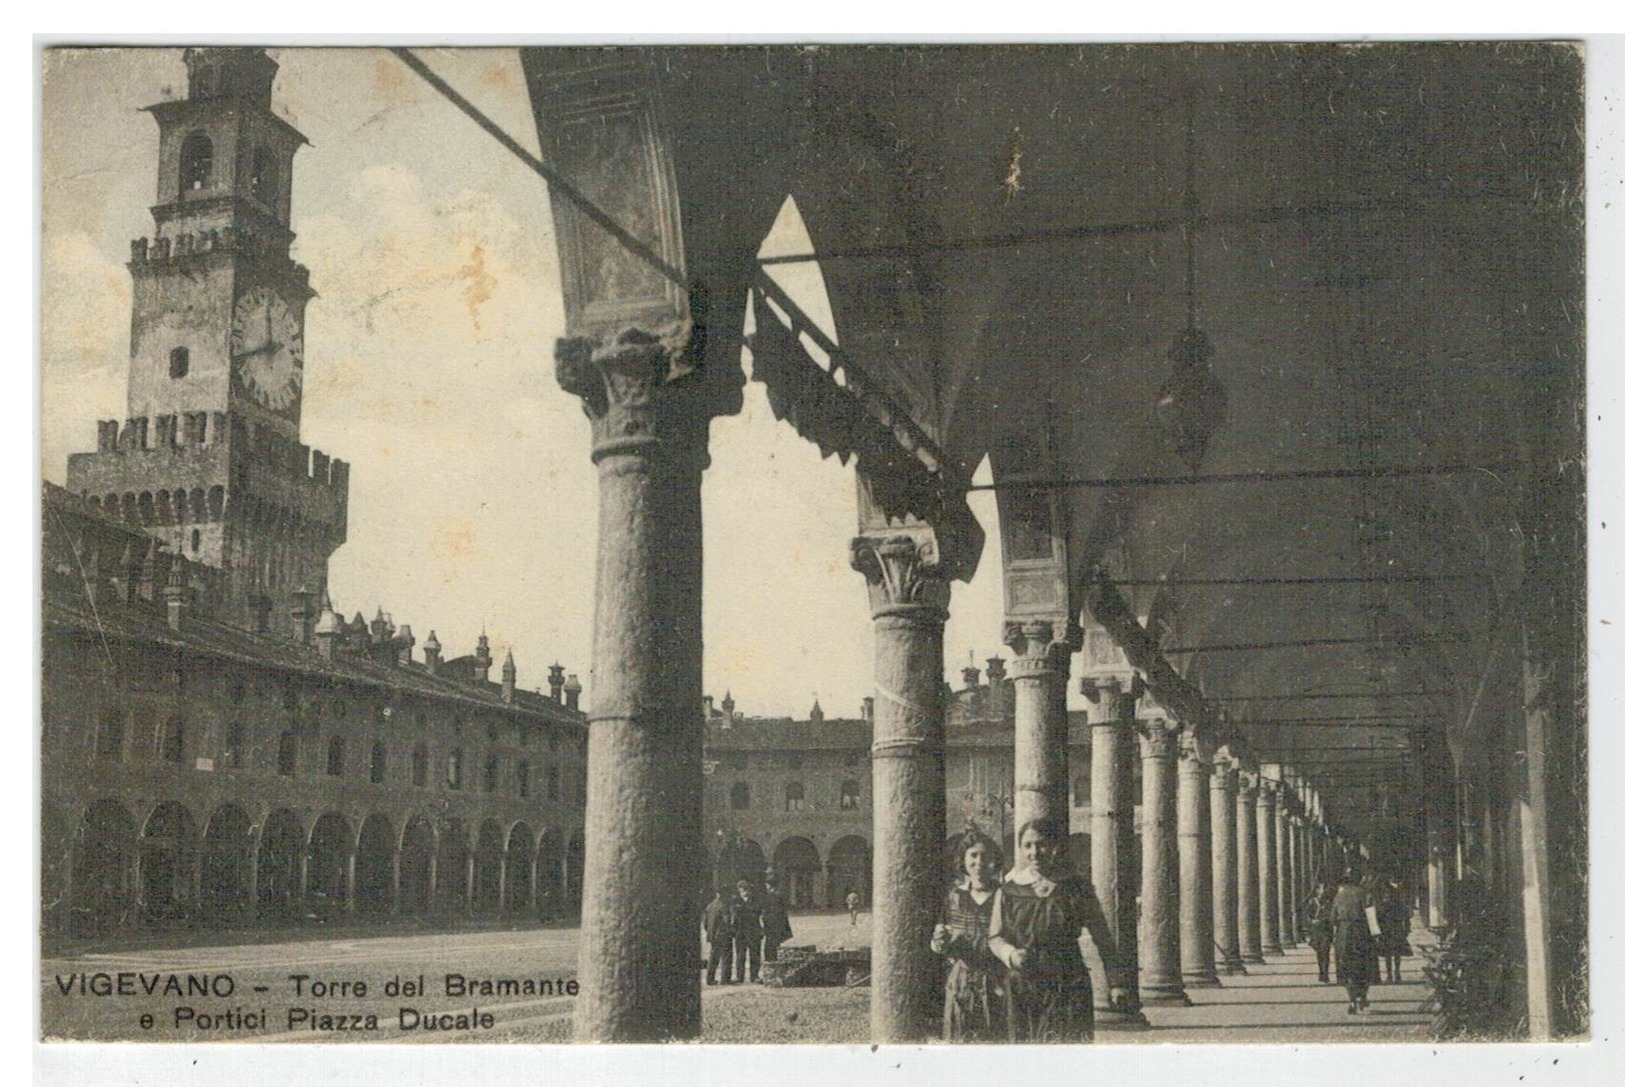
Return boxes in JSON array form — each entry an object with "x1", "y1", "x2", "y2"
[
  {"x1": 1182, "y1": 970, "x2": 1223, "y2": 988},
  {"x1": 1241, "y1": 952, "x2": 1266, "y2": 965},
  {"x1": 1281, "y1": 938, "x2": 1298, "y2": 950},
  {"x1": 1263, "y1": 942, "x2": 1285, "y2": 956},
  {"x1": 1095, "y1": 1007, "x2": 1152, "y2": 1030},
  {"x1": 1139, "y1": 985, "x2": 1193, "y2": 1006},
  {"x1": 1219, "y1": 959, "x2": 1248, "y2": 975}
]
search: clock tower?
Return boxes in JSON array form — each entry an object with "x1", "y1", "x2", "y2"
[{"x1": 67, "y1": 47, "x2": 348, "y2": 639}]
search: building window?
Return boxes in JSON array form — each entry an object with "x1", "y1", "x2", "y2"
[
  {"x1": 223, "y1": 718, "x2": 244, "y2": 768},
  {"x1": 1072, "y1": 776, "x2": 1089, "y2": 807},
  {"x1": 784, "y1": 782, "x2": 806, "y2": 812},
  {"x1": 169, "y1": 346, "x2": 189, "y2": 379},
  {"x1": 159, "y1": 714, "x2": 184, "y2": 763},
  {"x1": 547, "y1": 765, "x2": 560, "y2": 802},
  {"x1": 95, "y1": 707, "x2": 124, "y2": 760},
  {"x1": 484, "y1": 754, "x2": 500, "y2": 793},
  {"x1": 179, "y1": 131, "x2": 213, "y2": 191},
  {"x1": 277, "y1": 732, "x2": 298, "y2": 777},
  {"x1": 412, "y1": 744, "x2": 428, "y2": 787},
  {"x1": 326, "y1": 735, "x2": 345, "y2": 777},
  {"x1": 249, "y1": 146, "x2": 278, "y2": 207},
  {"x1": 730, "y1": 782, "x2": 751, "y2": 811},
  {"x1": 370, "y1": 741, "x2": 387, "y2": 784},
  {"x1": 446, "y1": 748, "x2": 463, "y2": 790},
  {"x1": 840, "y1": 780, "x2": 861, "y2": 810},
  {"x1": 191, "y1": 529, "x2": 201, "y2": 553},
  {"x1": 518, "y1": 760, "x2": 531, "y2": 799}
]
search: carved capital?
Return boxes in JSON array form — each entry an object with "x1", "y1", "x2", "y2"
[
  {"x1": 1003, "y1": 618, "x2": 1080, "y2": 678},
  {"x1": 555, "y1": 328, "x2": 717, "y2": 461},
  {"x1": 1137, "y1": 719, "x2": 1181, "y2": 761},
  {"x1": 1236, "y1": 771, "x2": 1259, "y2": 799},
  {"x1": 1209, "y1": 760, "x2": 1239, "y2": 792},
  {"x1": 1177, "y1": 729, "x2": 1208, "y2": 765},
  {"x1": 850, "y1": 523, "x2": 950, "y2": 618}
]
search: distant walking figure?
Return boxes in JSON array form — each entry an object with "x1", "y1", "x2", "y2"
[
  {"x1": 732, "y1": 880, "x2": 764, "y2": 983},
  {"x1": 1301, "y1": 881, "x2": 1335, "y2": 983},
  {"x1": 702, "y1": 888, "x2": 734, "y2": 985},
  {"x1": 1376, "y1": 878, "x2": 1411, "y2": 983},
  {"x1": 846, "y1": 890, "x2": 861, "y2": 926},
  {"x1": 761, "y1": 879, "x2": 793, "y2": 963},
  {"x1": 1331, "y1": 870, "x2": 1376, "y2": 1014}
]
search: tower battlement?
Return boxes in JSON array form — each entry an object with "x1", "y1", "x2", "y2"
[{"x1": 128, "y1": 230, "x2": 310, "y2": 293}]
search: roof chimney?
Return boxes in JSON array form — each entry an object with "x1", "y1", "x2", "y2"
[
  {"x1": 423, "y1": 630, "x2": 442, "y2": 675},
  {"x1": 162, "y1": 555, "x2": 191, "y2": 632},
  {"x1": 313, "y1": 605, "x2": 341, "y2": 661},
  {"x1": 861, "y1": 696, "x2": 875, "y2": 725},
  {"x1": 548, "y1": 662, "x2": 566, "y2": 702},
  {"x1": 961, "y1": 665, "x2": 982, "y2": 690},
  {"x1": 395, "y1": 624, "x2": 415, "y2": 667},
  {"x1": 502, "y1": 650, "x2": 517, "y2": 704},
  {"x1": 563, "y1": 673, "x2": 582, "y2": 711},
  {"x1": 289, "y1": 587, "x2": 315, "y2": 646}
]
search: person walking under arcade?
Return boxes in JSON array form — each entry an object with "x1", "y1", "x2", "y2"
[
  {"x1": 1331, "y1": 869, "x2": 1377, "y2": 1014},
  {"x1": 1302, "y1": 880, "x2": 1336, "y2": 984}
]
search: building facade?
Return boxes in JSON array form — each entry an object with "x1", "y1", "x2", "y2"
[{"x1": 42, "y1": 47, "x2": 588, "y2": 938}]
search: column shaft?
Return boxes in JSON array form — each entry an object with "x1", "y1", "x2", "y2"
[
  {"x1": 1138, "y1": 722, "x2": 1189, "y2": 1004},
  {"x1": 1210, "y1": 764, "x2": 1244, "y2": 974},
  {"x1": 1276, "y1": 802, "x2": 1296, "y2": 948},
  {"x1": 560, "y1": 334, "x2": 714, "y2": 1041},
  {"x1": 1178, "y1": 736, "x2": 1220, "y2": 988},
  {"x1": 1258, "y1": 784, "x2": 1282, "y2": 955},
  {"x1": 1086, "y1": 678, "x2": 1146, "y2": 1026},
  {"x1": 1237, "y1": 778, "x2": 1263, "y2": 963},
  {"x1": 1007, "y1": 621, "x2": 1074, "y2": 835},
  {"x1": 853, "y1": 528, "x2": 949, "y2": 1043}
]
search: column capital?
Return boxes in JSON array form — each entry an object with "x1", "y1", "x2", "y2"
[
  {"x1": 850, "y1": 522, "x2": 951, "y2": 619},
  {"x1": 1080, "y1": 671, "x2": 1146, "y2": 706},
  {"x1": 1209, "y1": 759, "x2": 1240, "y2": 791},
  {"x1": 1236, "y1": 771, "x2": 1260, "y2": 798},
  {"x1": 556, "y1": 329, "x2": 722, "y2": 462},
  {"x1": 1138, "y1": 719, "x2": 1181, "y2": 761},
  {"x1": 1178, "y1": 729, "x2": 1209, "y2": 765},
  {"x1": 1003, "y1": 618, "x2": 1081, "y2": 677},
  {"x1": 1258, "y1": 778, "x2": 1281, "y2": 807}
]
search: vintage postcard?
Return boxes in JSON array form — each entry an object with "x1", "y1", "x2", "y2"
[{"x1": 38, "y1": 40, "x2": 1593, "y2": 1076}]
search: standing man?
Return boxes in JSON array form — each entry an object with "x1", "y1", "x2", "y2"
[
  {"x1": 732, "y1": 880, "x2": 765, "y2": 983},
  {"x1": 702, "y1": 888, "x2": 735, "y2": 985},
  {"x1": 762, "y1": 877, "x2": 793, "y2": 963}
]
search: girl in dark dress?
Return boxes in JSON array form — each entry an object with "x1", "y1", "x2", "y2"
[
  {"x1": 1301, "y1": 881, "x2": 1335, "y2": 983},
  {"x1": 931, "y1": 830, "x2": 1005, "y2": 1041},
  {"x1": 987, "y1": 817, "x2": 1131, "y2": 1043}
]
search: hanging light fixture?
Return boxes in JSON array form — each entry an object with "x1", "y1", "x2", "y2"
[{"x1": 1155, "y1": 86, "x2": 1229, "y2": 472}]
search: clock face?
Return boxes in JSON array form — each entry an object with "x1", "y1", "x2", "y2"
[{"x1": 231, "y1": 286, "x2": 303, "y2": 412}]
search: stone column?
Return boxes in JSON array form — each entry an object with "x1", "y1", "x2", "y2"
[
  {"x1": 1427, "y1": 811, "x2": 1452, "y2": 931},
  {"x1": 496, "y1": 851, "x2": 509, "y2": 916},
  {"x1": 244, "y1": 839, "x2": 260, "y2": 919},
  {"x1": 1006, "y1": 620, "x2": 1077, "y2": 834},
  {"x1": 1257, "y1": 781, "x2": 1283, "y2": 955},
  {"x1": 1083, "y1": 677, "x2": 1147, "y2": 1027},
  {"x1": 390, "y1": 850, "x2": 401, "y2": 916},
  {"x1": 1236, "y1": 773, "x2": 1264, "y2": 964},
  {"x1": 1177, "y1": 734, "x2": 1220, "y2": 988},
  {"x1": 1276, "y1": 799, "x2": 1296, "y2": 949},
  {"x1": 557, "y1": 331, "x2": 719, "y2": 1041},
  {"x1": 344, "y1": 850, "x2": 357, "y2": 915},
  {"x1": 851, "y1": 523, "x2": 950, "y2": 1043},
  {"x1": 1138, "y1": 719, "x2": 1190, "y2": 1005},
  {"x1": 1209, "y1": 761, "x2": 1245, "y2": 974}
]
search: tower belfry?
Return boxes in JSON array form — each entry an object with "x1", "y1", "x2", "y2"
[{"x1": 66, "y1": 47, "x2": 348, "y2": 638}]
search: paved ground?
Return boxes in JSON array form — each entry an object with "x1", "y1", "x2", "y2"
[{"x1": 41, "y1": 910, "x2": 1435, "y2": 1045}]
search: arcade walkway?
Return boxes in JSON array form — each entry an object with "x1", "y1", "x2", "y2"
[{"x1": 1110, "y1": 929, "x2": 1436, "y2": 1045}]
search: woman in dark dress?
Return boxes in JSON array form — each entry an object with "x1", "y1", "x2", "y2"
[
  {"x1": 931, "y1": 830, "x2": 1005, "y2": 1041},
  {"x1": 987, "y1": 817, "x2": 1131, "y2": 1042},
  {"x1": 1331, "y1": 870, "x2": 1376, "y2": 1013}
]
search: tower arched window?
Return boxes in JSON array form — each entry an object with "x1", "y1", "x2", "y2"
[
  {"x1": 169, "y1": 346, "x2": 189, "y2": 379},
  {"x1": 370, "y1": 740, "x2": 387, "y2": 784},
  {"x1": 840, "y1": 780, "x2": 861, "y2": 811},
  {"x1": 784, "y1": 781, "x2": 806, "y2": 812},
  {"x1": 223, "y1": 718, "x2": 244, "y2": 768},
  {"x1": 412, "y1": 743, "x2": 428, "y2": 787},
  {"x1": 518, "y1": 760, "x2": 531, "y2": 798},
  {"x1": 730, "y1": 782, "x2": 751, "y2": 811},
  {"x1": 277, "y1": 732, "x2": 298, "y2": 777},
  {"x1": 249, "y1": 146, "x2": 279, "y2": 207},
  {"x1": 326, "y1": 735, "x2": 345, "y2": 777},
  {"x1": 159, "y1": 715, "x2": 184, "y2": 763},
  {"x1": 179, "y1": 131, "x2": 213, "y2": 192}
]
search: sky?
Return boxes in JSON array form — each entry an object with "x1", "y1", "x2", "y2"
[{"x1": 39, "y1": 46, "x2": 1008, "y2": 720}]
